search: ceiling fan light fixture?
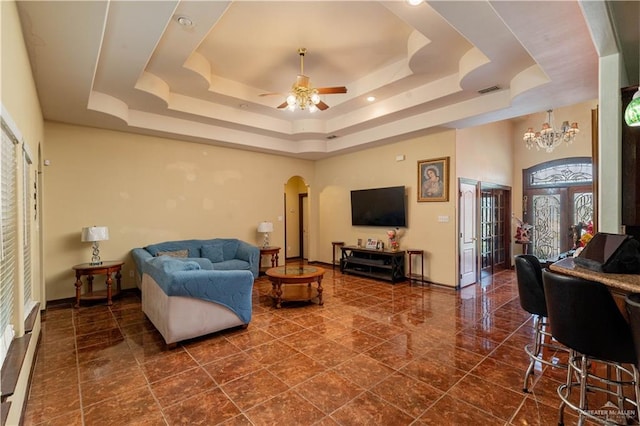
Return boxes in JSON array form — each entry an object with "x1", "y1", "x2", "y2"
[{"x1": 264, "y1": 48, "x2": 347, "y2": 112}]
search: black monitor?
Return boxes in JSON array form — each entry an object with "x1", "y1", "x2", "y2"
[{"x1": 574, "y1": 232, "x2": 636, "y2": 273}]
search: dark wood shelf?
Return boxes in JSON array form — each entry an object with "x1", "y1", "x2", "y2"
[{"x1": 340, "y1": 245, "x2": 405, "y2": 283}]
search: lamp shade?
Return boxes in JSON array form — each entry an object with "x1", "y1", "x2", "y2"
[
  {"x1": 257, "y1": 222, "x2": 273, "y2": 233},
  {"x1": 81, "y1": 226, "x2": 109, "y2": 242}
]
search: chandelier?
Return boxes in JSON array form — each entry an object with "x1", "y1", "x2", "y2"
[
  {"x1": 523, "y1": 109, "x2": 579, "y2": 153},
  {"x1": 286, "y1": 84, "x2": 321, "y2": 112}
]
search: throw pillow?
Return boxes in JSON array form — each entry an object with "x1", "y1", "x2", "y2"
[
  {"x1": 201, "y1": 244, "x2": 224, "y2": 263},
  {"x1": 156, "y1": 249, "x2": 188, "y2": 258}
]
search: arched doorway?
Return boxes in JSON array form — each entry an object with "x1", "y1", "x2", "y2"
[{"x1": 284, "y1": 176, "x2": 309, "y2": 261}]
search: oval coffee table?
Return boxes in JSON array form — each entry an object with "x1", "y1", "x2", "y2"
[{"x1": 265, "y1": 265, "x2": 325, "y2": 308}]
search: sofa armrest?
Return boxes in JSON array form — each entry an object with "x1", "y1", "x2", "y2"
[
  {"x1": 235, "y1": 241, "x2": 260, "y2": 278},
  {"x1": 131, "y1": 248, "x2": 153, "y2": 281},
  {"x1": 167, "y1": 269, "x2": 254, "y2": 323}
]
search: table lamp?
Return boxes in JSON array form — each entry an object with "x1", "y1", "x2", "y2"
[
  {"x1": 257, "y1": 221, "x2": 273, "y2": 248},
  {"x1": 81, "y1": 226, "x2": 109, "y2": 265}
]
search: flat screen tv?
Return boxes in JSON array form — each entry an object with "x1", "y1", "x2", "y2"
[{"x1": 351, "y1": 186, "x2": 407, "y2": 227}]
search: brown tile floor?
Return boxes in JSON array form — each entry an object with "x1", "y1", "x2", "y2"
[{"x1": 24, "y1": 264, "x2": 583, "y2": 425}]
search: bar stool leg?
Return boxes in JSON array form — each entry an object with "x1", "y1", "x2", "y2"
[{"x1": 578, "y1": 354, "x2": 588, "y2": 426}]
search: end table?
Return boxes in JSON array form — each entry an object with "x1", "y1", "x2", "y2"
[
  {"x1": 407, "y1": 249, "x2": 424, "y2": 284},
  {"x1": 72, "y1": 261, "x2": 124, "y2": 308},
  {"x1": 259, "y1": 246, "x2": 280, "y2": 276}
]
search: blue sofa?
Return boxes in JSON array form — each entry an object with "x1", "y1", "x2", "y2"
[
  {"x1": 132, "y1": 238, "x2": 260, "y2": 281},
  {"x1": 131, "y1": 238, "x2": 259, "y2": 345}
]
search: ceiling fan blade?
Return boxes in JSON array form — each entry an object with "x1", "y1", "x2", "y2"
[
  {"x1": 276, "y1": 101, "x2": 288, "y2": 109},
  {"x1": 317, "y1": 86, "x2": 347, "y2": 95},
  {"x1": 316, "y1": 101, "x2": 329, "y2": 111},
  {"x1": 259, "y1": 92, "x2": 283, "y2": 97}
]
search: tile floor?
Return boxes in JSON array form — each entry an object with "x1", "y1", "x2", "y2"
[{"x1": 24, "y1": 263, "x2": 583, "y2": 425}]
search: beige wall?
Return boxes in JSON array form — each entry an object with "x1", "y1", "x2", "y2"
[
  {"x1": 456, "y1": 120, "x2": 514, "y2": 186},
  {"x1": 43, "y1": 122, "x2": 315, "y2": 300},
  {"x1": 315, "y1": 131, "x2": 457, "y2": 286}
]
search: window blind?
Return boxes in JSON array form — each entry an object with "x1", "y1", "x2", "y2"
[
  {"x1": 1, "y1": 121, "x2": 18, "y2": 366},
  {"x1": 23, "y1": 149, "x2": 33, "y2": 315}
]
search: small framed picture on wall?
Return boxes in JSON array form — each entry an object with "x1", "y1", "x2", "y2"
[{"x1": 417, "y1": 157, "x2": 449, "y2": 202}]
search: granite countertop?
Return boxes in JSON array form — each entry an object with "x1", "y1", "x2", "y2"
[{"x1": 550, "y1": 257, "x2": 640, "y2": 293}]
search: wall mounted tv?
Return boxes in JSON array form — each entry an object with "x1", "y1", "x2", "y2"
[{"x1": 351, "y1": 186, "x2": 407, "y2": 227}]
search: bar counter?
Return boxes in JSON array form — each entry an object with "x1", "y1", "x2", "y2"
[{"x1": 549, "y1": 257, "x2": 640, "y2": 294}]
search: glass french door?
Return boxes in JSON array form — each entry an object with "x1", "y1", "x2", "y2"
[{"x1": 480, "y1": 188, "x2": 510, "y2": 275}]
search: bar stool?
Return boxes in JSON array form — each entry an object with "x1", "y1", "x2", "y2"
[
  {"x1": 514, "y1": 254, "x2": 566, "y2": 392},
  {"x1": 543, "y1": 269, "x2": 639, "y2": 426}
]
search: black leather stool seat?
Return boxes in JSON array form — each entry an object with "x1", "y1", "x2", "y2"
[
  {"x1": 514, "y1": 254, "x2": 567, "y2": 392},
  {"x1": 543, "y1": 269, "x2": 639, "y2": 426}
]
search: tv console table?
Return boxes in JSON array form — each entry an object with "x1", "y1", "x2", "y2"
[{"x1": 340, "y1": 246, "x2": 405, "y2": 283}]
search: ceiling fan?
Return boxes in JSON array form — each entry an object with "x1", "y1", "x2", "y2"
[{"x1": 259, "y1": 48, "x2": 347, "y2": 112}]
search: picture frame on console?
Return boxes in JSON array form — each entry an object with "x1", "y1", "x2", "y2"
[
  {"x1": 418, "y1": 157, "x2": 449, "y2": 202},
  {"x1": 365, "y1": 238, "x2": 378, "y2": 249}
]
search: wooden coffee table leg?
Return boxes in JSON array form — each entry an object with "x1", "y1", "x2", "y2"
[
  {"x1": 275, "y1": 281, "x2": 283, "y2": 309},
  {"x1": 317, "y1": 276, "x2": 324, "y2": 306}
]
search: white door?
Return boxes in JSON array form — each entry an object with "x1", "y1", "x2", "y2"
[{"x1": 459, "y1": 182, "x2": 477, "y2": 287}]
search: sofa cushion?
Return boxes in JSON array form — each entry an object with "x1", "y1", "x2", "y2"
[
  {"x1": 156, "y1": 249, "x2": 188, "y2": 258},
  {"x1": 201, "y1": 242, "x2": 225, "y2": 263},
  {"x1": 145, "y1": 240, "x2": 202, "y2": 258},
  {"x1": 211, "y1": 259, "x2": 251, "y2": 272},
  {"x1": 221, "y1": 239, "x2": 240, "y2": 260}
]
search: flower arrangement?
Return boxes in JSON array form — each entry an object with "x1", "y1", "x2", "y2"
[
  {"x1": 387, "y1": 228, "x2": 400, "y2": 251},
  {"x1": 572, "y1": 221, "x2": 594, "y2": 257},
  {"x1": 513, "y1": 216, "x2": 532, "y2": 243},
  {"x1": 579, "y1": 221, "x2": 594, "y2": 247}
]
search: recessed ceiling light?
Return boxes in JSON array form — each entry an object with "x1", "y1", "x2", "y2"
[
  {"x1": 406, "y1": 0, "x2": 423, "y2": 5},
  {"x1": 175, "y1": 15, "x2": 194, "y2": 28},
  {"x1": 367, "y1": 96, "x2": 376, "y2": 102}
]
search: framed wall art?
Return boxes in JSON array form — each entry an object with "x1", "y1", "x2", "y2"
[{"x1": 417, "y1": 157, "x2": 449, "y2": 202}]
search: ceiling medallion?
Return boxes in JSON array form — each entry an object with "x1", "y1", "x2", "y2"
[{"x1": 523, "y1": 109, "x2": 579, "y2": 153}]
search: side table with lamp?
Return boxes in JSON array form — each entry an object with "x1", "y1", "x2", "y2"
[
  {"x1": 76, "y1": 226, "x2": 123, "y2": 307},
  {"x1": 257, "y1": 221, "x2": 279, "y2": 275}
]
